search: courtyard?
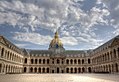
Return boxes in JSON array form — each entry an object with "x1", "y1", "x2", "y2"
[{"x1": 0, "y1": 74, "x2": 119, "y2": 82}]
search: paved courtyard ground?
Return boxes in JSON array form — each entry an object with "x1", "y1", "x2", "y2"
[{"x1": 0, "y1": 74, "x2": 119, "y2": 82}]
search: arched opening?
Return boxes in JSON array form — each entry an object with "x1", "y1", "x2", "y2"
[
  {"x1": 82, "y1": 59, "x2": 84, "y2": 64},
  {"x1": 1, "y1": 48, "x2": 4, "y2": 57},
  {"x1": 57, "y1": 59, "x2": 60, "y2": 64},
  {"x1": 112, "y1": 64, "x2": 114, "y2": 72},
  {"x1": 114, "y1": 49, "x2": 116, "y2": 58},
  {"x1": 71, "y1": 68, "x2": 73, "y2": 73},
  {"x1": 34, "y1": 67, "x2": 37, "y2": 73},
  {"x1": 24, "y1": 67, "x2": 27, "y2": 73},
  {"x1": 115, "y1": 63, "x2": 118, "y2": 72},
  {"x1": 39, "y1": 59, "x2": 41, "y2": 64},
  {"x1": 47, "y1": 68, "x2": 49, "y2": 73},
  {"x1": 43, "y1": 59, "x2": 45, "y2": 64},
  {"x1": 109, "y1": 65, "x2": 111, "y2": 73},
  {"x1": 88, "y1": 59, "x2": 90, "y2": 64},
  {"x1": 24, "y1": 58, "x2": 27, "y2": 64},
  {"x1": 74, "y1": 59, "x2": 77, "y2": 64},
  {"x1": 30, "y1": 67, "x2": 33, "y2": 73},
  {"x1": 57, "y1": 68, "x2": 60, "y2": 73},
  {"x1": 31, "y1": 59, "x2": 33, "y2": 64},
  {"x1": 52, "y1": 70, "x2": 54, "y2": 73},
  {"x1": 74, "y1": 68, "x2": 77, "y2": 73},
  {"x1": 47, "y1": 59, "x2": 50, "y2": 64},
  {"x1": 35, "y1": 59, "x2": 37, "y2": 64},
  {"x1": 88, "y1": 67, "x2": 91, "y2": 73},
  {"x1": 66, "y1": 68, "x2": 69, "y2": 73},
  {"x1": 39, "y1": 68, "x2": 41, "y2": 73},
  {"x1": 43, "y1": 68, "x2": 45, "y2": 73},
  {"x1": 82, "y1": 67, "x2": 85, "y2": 73},
  {"x1": 66, "y1": 59, "x2": 69, "y2": 64},
  {"x1": 78, "y1": 68, "x2": 81, "y2": 73},
  {"x1": 70, "y1": 59, "x2": 73, "y2": 64},
  {"x1": 78, "y1": 59, "x2": 80, "y2": 64}
]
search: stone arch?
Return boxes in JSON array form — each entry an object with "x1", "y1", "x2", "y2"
[
  {"x1": 57, "y1": 67, "x2": 60, "y2": 73},
  {"x1": 39, "y1": 59, "x2": 41, "y2": 64},
  {"x1": 74, "y1": 67, "x2": 77, "y2": 73},
  {"x1": 113, "y1": 49, "x2": 116, "y2": 58},
  {"x1": 71, "y1": 68, "x2": 73, "y2": 73},
  {"x1": 24, "y1": 58, "x2": 27, "y2": 64},
  {"x1": 78, "y1": 59, "x2": 80, "y2": 64},
  {"x1": 34, "y1": 67, "x2": 37, "y2": 73},
  {"x1": 115, "y1": 63, "x2": 118, "y2": 72},
  {"x1": 30, "y1": 67, "x2": 33, "y2": 73},
  {"x1": 70, "y1": 59, "x2": 73, "y2": 64},
  {"x1": 66, "y1": 59, "x2": 69, "y2": 64},
  {"x1": 82, "y1": 67, "x2": 85, "y2": 73},
  {"x1": 43, "y1": 59, "x2": 45, "y2": 64},
  {"x1": 35, "y1": 59, "x2": 37, "y2": 64},
  {"x1": 24, "y1": 67, "x2": 27, "y2": 73},
  {"x1": 39, "y1": 67, "x2": 41, "y2": 73},
  {"x1": 74, "y1": 59, "x2": 77, "y2": 64},
  {"x1": 1, "y1": 48, "x2": 4, "y2": 57},
  {"x1": 57, "y1": 59, "x2": 60, "y2": 64},
  {"x1": 47, "y1": 59, "x2": 50, "y2": 64},
  {"x1": 31, "y1": 59, "x2": 34, "y2": 64},
  {"x1": 78, "y1": 67, "x2": 81, "y2": 73},
  {"x1": 47, "y1": 68, "x2": 49, "y2": 73},
  {"x1": 88, "y1": 59, "x2": 90, "y2": 64},
  {"x1": 88, "y1": 67, "x2": 91, "y2": 73},
  {"x1": 42, "y1": 68, "x2": 45, "y2": 73},
  {"x1": 82, "y1": 59, "x2": 84, "y2": 64},
  {"x1": 66, "y1": 68, "x2": 69, "y2": 73}
]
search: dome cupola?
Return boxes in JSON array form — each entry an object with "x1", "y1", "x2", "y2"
[{"x1": 49, "y1": 31, "x2": 65, "y2": 54}]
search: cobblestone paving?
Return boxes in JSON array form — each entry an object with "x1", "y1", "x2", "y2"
[{"x1": 0, "y1": 74, "x2": 119, "y2": 82}]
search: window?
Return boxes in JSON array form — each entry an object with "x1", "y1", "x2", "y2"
[
  {"x1": 24, "y1": 58, "x2": 27, "y2": 63},
  {"x1": 31, "y1": 59, "x2": 33, "y2": 64},
  {"x1": 88, "y1": 59, "x2": 90, "y2": 64}
]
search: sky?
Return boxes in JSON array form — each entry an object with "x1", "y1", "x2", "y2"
[{"x1": 0, "y1": 0, "x2": 119, "y2": 50}]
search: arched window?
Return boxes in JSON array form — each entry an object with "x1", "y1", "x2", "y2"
[
  {"x1": 66, "y1": 59, "x2": 69, "y2": 64},
  {"x1": 24, "y1": 67, "x2": 27, "y2": 73},
  {"x1": 34, "y1": 67, "x2": 37, "y2": 73},
  {"x1": 47, "y1": 59, "x2": 50, "y2": 64},
  {"x1": 30, "y1": 67, "x2": 33, "y2": 73},
  {"x1": 66, "y1": 68, "x2": 69, "y2": 73},
  {"x1": 1, "y1": 48, "x2": 4, "y2": 57},
  {"x1": 39, "y1": 59, "x2": 41, "y2": 64},
  {"x1": 70, "y1": 59, "x2": 73, "y2": 64},
  {"x1": 78, "y1": 59, "x2": 80, "y2": 64},
  {"x1": 43, "y1": 59, "x2": 45, "y2": 64},
  {"x1": 88, "y1": 59, "x2": 90, "y2": 64},
  {"x1": 35, "y1": 59, "x2": 37, "y2": 64},
  {"x1": 31, "y1": 59, "x2": 33, "y2": 64},
  {"x1": 57, "y1": 59, "x2": 60, "y2": 64},
  {"x1": 24, "y1": 58, "x2": 27, "y2": 64},
  {"x1": 82, "y1": 59, "x2": 84, "y2": 64},
  {"x1": 114, "y1": 49, "x2": 116, "y2": 58},
  {"x1": 74, "y1": 59, "x2": 77, "y2": 64}
]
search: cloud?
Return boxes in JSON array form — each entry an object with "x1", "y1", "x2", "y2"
[
  {"x1": 0, "y1": 0, "x2": 116, "y2": 49},
  {"x1": 13, "y1": 32, "x2": 52, "y2": 45},
  {"x1": 96, "y1": 0, "x2": 119, "y2": 35}
]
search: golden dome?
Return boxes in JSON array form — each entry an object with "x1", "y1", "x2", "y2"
[{"x1": 49, "y1": 31, "x2": 63, "y2": 48}]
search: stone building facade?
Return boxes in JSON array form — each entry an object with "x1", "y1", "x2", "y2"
[{"x1": 0, "y1": 31, "x2": 119, "y2": 74}]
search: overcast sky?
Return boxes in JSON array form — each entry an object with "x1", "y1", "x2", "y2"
[{"x1": 0, "y1": 0, "x2": 119, "y2": 50}]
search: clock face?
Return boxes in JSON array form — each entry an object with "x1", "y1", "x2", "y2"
[{"x1": 56, "y1": 44, "x2": 59, "y2": 48}]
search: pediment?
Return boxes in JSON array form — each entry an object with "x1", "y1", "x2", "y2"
[
  {"x1": 110, "y1": 38, "x2": 119, "y2": 47},
  {"x1": 0, "y1": 36, "x2": 7, "y2": 46}
]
